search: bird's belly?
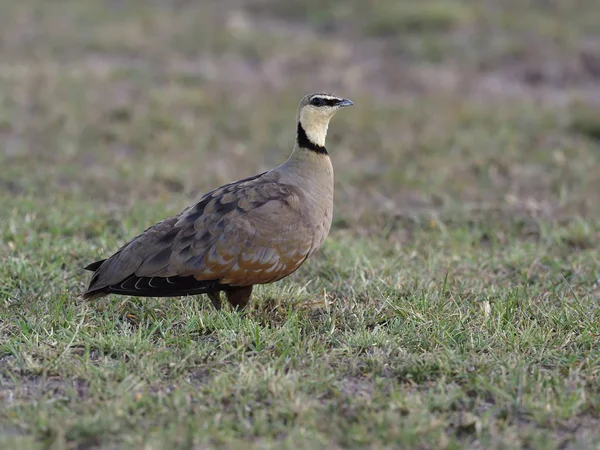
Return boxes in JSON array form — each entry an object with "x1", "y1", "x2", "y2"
[
  {"x1": 192, "y1": 207, "x2": 331, "y2": 287},
  {"x1": 214, "y1": 236, "x2": 313, "y2": 286},
  {"x1": 310, "y1": 204, "x2": 333, "y2": 251}
]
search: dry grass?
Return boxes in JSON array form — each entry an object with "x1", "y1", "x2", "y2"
[{"x1": 1, "y1": 0, "x2": 600, "y2": 448}]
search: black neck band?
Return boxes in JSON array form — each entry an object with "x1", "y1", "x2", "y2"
[{"x1": 297, "y1": 122, "x2": 327, "y2": 154}]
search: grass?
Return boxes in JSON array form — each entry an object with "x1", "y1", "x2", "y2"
[{"x1": 1, "y1": 0, "x2": 600, "y2": 448}]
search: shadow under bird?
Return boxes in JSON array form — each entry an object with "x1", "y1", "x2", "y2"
[{"x1": 83, "y1": 92, "x2": 354, "y2": 310}]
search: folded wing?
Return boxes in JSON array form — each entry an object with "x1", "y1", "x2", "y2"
[{"x1": 83, "y1": 171, "x2": 313, "y2": 299}]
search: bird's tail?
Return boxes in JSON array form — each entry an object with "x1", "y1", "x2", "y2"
[{"x1": 81, "y1": 259, "x2": 108, "y2": 300}]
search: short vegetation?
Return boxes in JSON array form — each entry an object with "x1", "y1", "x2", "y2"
[{"x1": 1, "y1": 0, "x2": 600, "y2": 448}]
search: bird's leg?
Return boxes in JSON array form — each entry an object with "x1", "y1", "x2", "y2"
[
  {"x1": 207, "y1": 292, "x2": 222, "y2": 310},
  {"x1": 225, "y1": 285, "x2": 253, "y2": 310}
]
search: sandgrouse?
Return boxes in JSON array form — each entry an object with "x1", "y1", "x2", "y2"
[{"x1": 83, "y1": 92, "x2": 353, "y2": 310}]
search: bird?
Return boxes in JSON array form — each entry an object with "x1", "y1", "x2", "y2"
[{"x1": 82, "y1": 92, "x2": 354, "y2": 310}]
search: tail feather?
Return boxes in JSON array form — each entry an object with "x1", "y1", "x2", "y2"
[
  {"x1": 84, "y1": 259, "x2": 106, "y2": 271},
  {"x1": 82, "y1": 258, "x2": 228, "y2": 300},
  {"x1": 82, "y1": 259, "x2": 107, "y2": 300},
  {"x1": 80, "y1": 289, "x2": 109, "y2": 301}
]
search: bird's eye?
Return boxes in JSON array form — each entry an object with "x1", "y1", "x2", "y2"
[{"x1": 310, "y1": 97, "x2": 325, "y2": 107}]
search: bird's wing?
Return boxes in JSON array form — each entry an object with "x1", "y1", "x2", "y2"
[{"x1": 84, "y1": 171, "x2": 314, "y2": 298}]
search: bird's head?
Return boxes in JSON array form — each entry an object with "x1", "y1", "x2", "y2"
[{"x1": 296, "y1": 92, "x2": 353, "y2": 153}]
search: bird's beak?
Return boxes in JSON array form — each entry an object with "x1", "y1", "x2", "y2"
[{"x1": 338, "y1": 98, "x2": 354, "y2": 108}]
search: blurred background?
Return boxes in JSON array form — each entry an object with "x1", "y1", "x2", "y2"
[
  {"x1": 2, "y1": 2, "x2": 600, "y2": 447},
  {"x1": 1, "y1": 0, "x2": 600, "y2": 278}
]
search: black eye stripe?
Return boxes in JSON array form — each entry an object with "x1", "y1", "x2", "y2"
[{"x1": 310, "y1": 97, "x2": 340, "y2": 107}]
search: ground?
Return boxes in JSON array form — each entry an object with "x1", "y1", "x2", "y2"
[{"x1": 1, "y1": 0, "x2": 600, "y2": 448}]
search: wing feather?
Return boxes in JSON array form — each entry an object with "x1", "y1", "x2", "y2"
[{"x1": 83, "y1": 170, "x2": 316, "y2": 299}]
